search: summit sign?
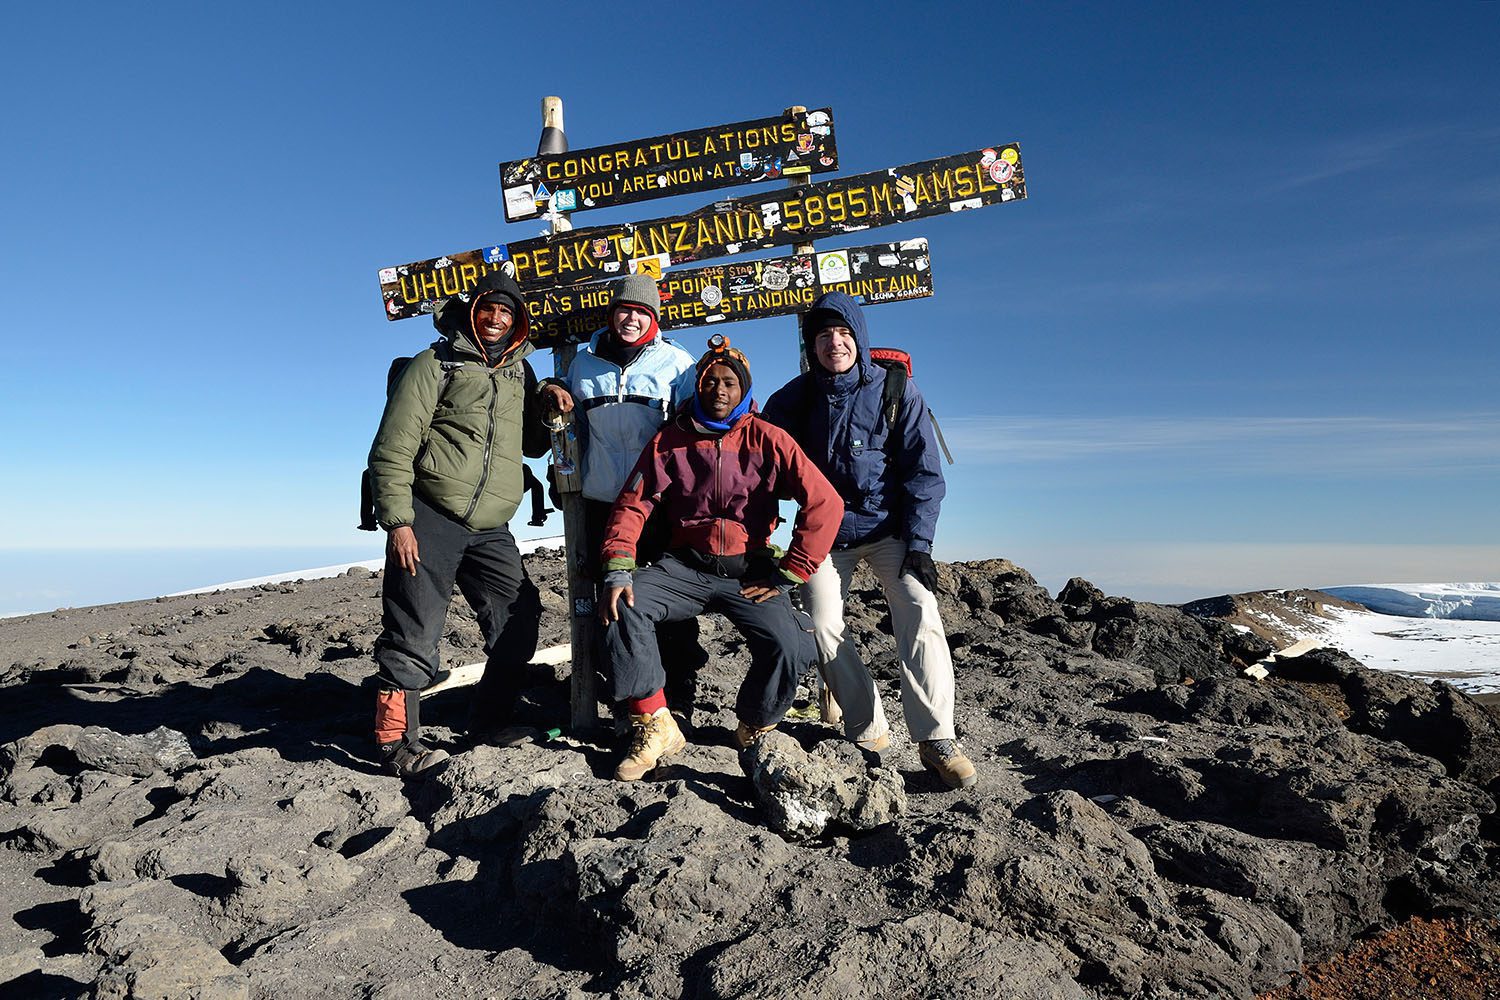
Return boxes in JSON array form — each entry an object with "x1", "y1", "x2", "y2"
[
  {"x1": 500, "y1": 108, "x2": 838, "y2": 222},
  {"x1": 379, "y1": 143, "x2": 1026, "y2": 319}
]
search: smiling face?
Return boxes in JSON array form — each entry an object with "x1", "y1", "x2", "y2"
[
  {"x1": 610, "y1": 303, "x2": 654, "y2": 343},
  {"x1": 473, "y1": 299, "x2": 515, "y2": 345},
  {"x1": 698, "y1": 363, "x2": 743, "y2": 421},
  {"x1": 813, "y1": 324, "x2": 857, "y2": 374}
]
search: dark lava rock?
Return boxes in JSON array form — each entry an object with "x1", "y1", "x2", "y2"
[{"x1": 0, "y1": 550, "x2": 1496, "y2": 999}]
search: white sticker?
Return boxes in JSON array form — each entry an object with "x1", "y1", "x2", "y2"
[
  {"x1": 816, "y1": 250, "x2": 851, "y2": 284},
  {"x1": 378, "y1": 267, "x2": 398, "y2": 284},
  {"x1": 761, "y1": 264, "x2": 789, "y2": 290},
  {"x1": 701, "y1": 284, "x2": 724, "y2": 308},
  {"x1": 504, "y1": 186, "x2": 536, "y2": 217},
  {"x1": 948, "y1": 198, "x2": 982, "y2": 211}
]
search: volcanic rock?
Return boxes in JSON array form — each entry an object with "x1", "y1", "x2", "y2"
[
  {"x1": 0, "y1": 551, "x2": 1496, "y2": 998},
  {"x1": 740, "y1": 730, "x2": 905, "y2": 837}
]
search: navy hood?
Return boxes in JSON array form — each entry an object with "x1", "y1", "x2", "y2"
[{"x1": 800, "y1": 291, "x2": 871, "y2": 382}]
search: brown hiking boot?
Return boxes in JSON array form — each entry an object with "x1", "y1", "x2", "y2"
[
  {"x1": 379, "y1": 739, "x2": 450, "y2": 779},
  {"x1": 734, "y1": 720, "x2": 777, "y2": 750},
  {"x1": 919, "y1": 739, "x2": 977, "y2": 789},
  {"x1": 857, "y1": 732, "x2": 891, "y2": 753},
  {"x1": 615, "y1": 707, "x2": 686, "y2": 781}
]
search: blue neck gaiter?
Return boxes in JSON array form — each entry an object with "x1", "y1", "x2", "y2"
[{"x1": 691, "y1": 394, "x2": 753, "y2": 432}]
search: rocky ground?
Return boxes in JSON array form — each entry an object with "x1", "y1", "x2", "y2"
[{"x1": 1, "y1": 550, "x2": 1497, "y2": 998}]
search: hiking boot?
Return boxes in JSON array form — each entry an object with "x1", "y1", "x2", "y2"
[
  {"x1": 379, "y1": 739, "x2": 450, "y2": 779},
  {"x1": 734, "y1": 720, "x2": 777, "y2": 750},
  {"x1": 857, "y1": 732, "x2": 891, "y2": 754},
  {"x1": 919, "y1": 739, "x2": 977, "y2": 789},
  {"x1": 616, "y1": 707, "x2": 686, "y2": 781}
]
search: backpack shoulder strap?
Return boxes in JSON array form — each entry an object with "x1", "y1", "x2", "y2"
[{"x1": 868, "y1": 348, "x2": 911, "y2": 431}]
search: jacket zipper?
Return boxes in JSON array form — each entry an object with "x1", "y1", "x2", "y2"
[
  {"x1": 462, "y1": 369, "x2": 500, "y2": 523},
  {"x1": 714, "y1": 436, "x2": 724, "y2": 555}
]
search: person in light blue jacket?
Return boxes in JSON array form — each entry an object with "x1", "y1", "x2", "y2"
[{"x1": 539, "y1": 275, "x2": 705, "y2": 720}]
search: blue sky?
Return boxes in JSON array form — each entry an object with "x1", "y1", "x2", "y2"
[{"x1": 1, "y1": 1, "x2": 1496, "y2": 613}]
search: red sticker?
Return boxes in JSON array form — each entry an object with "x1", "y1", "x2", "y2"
[{"x1": 989, "y1": 160, "x2": 1014, "y2": 184}]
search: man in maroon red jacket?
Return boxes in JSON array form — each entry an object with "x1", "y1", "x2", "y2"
[{"x1": 599, "y1": 335, "x2": 844, "y2": 781}]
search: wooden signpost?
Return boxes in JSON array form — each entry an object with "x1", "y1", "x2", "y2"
[
  {"x1": 500, "y1": 108, "x2": 838, "y2": 222},
  {"x1": 524, "y1": 239, "x2": 932, "y2": 345},
  {"x1": 377, "y1": 143, "x2": 1025, "y2": 321},
  {"x1": 376, "y1": 99, "x2": 1029, "y2": 735}
]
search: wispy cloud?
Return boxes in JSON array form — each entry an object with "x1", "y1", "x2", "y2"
[
  {"x1": 1264, "y1": 126, "x2": 1457, "y2": 193},
  {"x1": 942, "y1": 413, "x2": 1500, "y2": 477}
]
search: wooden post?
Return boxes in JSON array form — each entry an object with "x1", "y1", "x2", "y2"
[
  {"x1": 536, "y1": 97, "x2": 600, "y2": 734},
  {"x1": 785, "y1": 105, "x2": 814, "y2": 376},
  {"x1": 783, "y1": 105, "x2": 840, "y2": 726}
]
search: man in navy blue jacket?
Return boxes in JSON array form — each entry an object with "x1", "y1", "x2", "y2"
[{"x1": 762, "y1": 291, "x2": 976, "y2": 788}]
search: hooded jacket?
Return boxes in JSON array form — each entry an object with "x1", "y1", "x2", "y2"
[
  {"x1": 761, "y1": 291, "x2": 946, "y2": 553},
  {"x1": 548, "y1": 327, "x2": 697, "y2": 503},
  {"x1": 368, "y1": 270, "x2": 548, "y2": 531},
  {"x1": 601, "y1": 405, "x2": 843, "y2": 583}
]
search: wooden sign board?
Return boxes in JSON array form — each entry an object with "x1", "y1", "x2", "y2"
[
  {"x1": 524, "y1": 240, "x2": 932, "y2": 345},
  {"x1": 505, "y1": 143, "x2": 1023, "y2": 290},
  {"x1": 378, "y1": 143, "x2": 1024, "y2": 320},
  {"x1": 499, "y1": 108, "x2": 837, "y2": 222}
]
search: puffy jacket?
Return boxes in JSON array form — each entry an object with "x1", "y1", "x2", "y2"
[
  {"x1": 550, "y1": 330, "x2": 697, "y2": 503},
  {"x1": 602, "y1": 406, "x2": 843, "y2": 583},
  {"x1": 368, "y1": 270, "x2": 548, "y2": 531},
  {"x1": 761, "y1": 291, "x2": 946, "y2": 553}
]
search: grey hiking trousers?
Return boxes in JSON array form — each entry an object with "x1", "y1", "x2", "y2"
[{"x1": 605, "y1": 553, "x2": 815, "y2": 728}]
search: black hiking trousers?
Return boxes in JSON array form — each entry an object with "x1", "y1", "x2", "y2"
[
  {"x1": 605, "y1": 553, "x2": 814, "y2": 728},
  {"x1": 374, "y1": 493, "x2": 540, "y2": 734}
]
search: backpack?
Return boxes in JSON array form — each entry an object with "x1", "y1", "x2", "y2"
[
  {"x1": 357, "y1": 345, "x2": 554, "y2": 530},
  {"x1": 860, "y1": 348, "x2": 955, "y2": 465}
]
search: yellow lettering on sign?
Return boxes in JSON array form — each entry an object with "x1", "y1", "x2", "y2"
[
  {"x1": 399, "y1": 274, "x2": 421, "y2": 305},
  {"x1": 510, "y1": 250, "x2": 533, "y2": 282},
  {"x1": 954, "y1": 166, "x2": 976, "y2": 199},
  {"x1": 632, "y1": 226, "x2": 660, "y2": 256},
  {"x1": 459, "y1": 263, "x2": 478, "y2": 288}
]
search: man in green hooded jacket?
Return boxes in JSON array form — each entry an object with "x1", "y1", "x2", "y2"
[{"x1": 367, "y1": 269, "x2": 549, "y2": 777}]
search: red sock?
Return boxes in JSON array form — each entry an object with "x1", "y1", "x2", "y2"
[{"x1": 627, "y1": 689, "x2": 667, "y2": 716}]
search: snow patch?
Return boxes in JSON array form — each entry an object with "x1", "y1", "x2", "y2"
[{"x1": 168, "y1": 535, "x2": 566, "y2": 596}]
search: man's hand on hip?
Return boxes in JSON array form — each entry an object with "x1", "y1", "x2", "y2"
[
  {"x1": 388, "y1": 525, "x2": 421, "y2": 577},
  {"x1": 601, "y1": 584, "x2": 634, "y2": 625}
]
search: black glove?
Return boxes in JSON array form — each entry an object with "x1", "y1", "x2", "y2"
[{"x1": 900, "y1": 550, "x2": 939, "y2": 593}]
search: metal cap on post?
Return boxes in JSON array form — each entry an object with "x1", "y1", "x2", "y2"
[{"x1": 539, "y1": 97, "x2": 567, "y2": 155}]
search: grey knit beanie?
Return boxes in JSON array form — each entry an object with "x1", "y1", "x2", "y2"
[{"x1": 611, "y1": 274, "x2": 660, "y2": 321}]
